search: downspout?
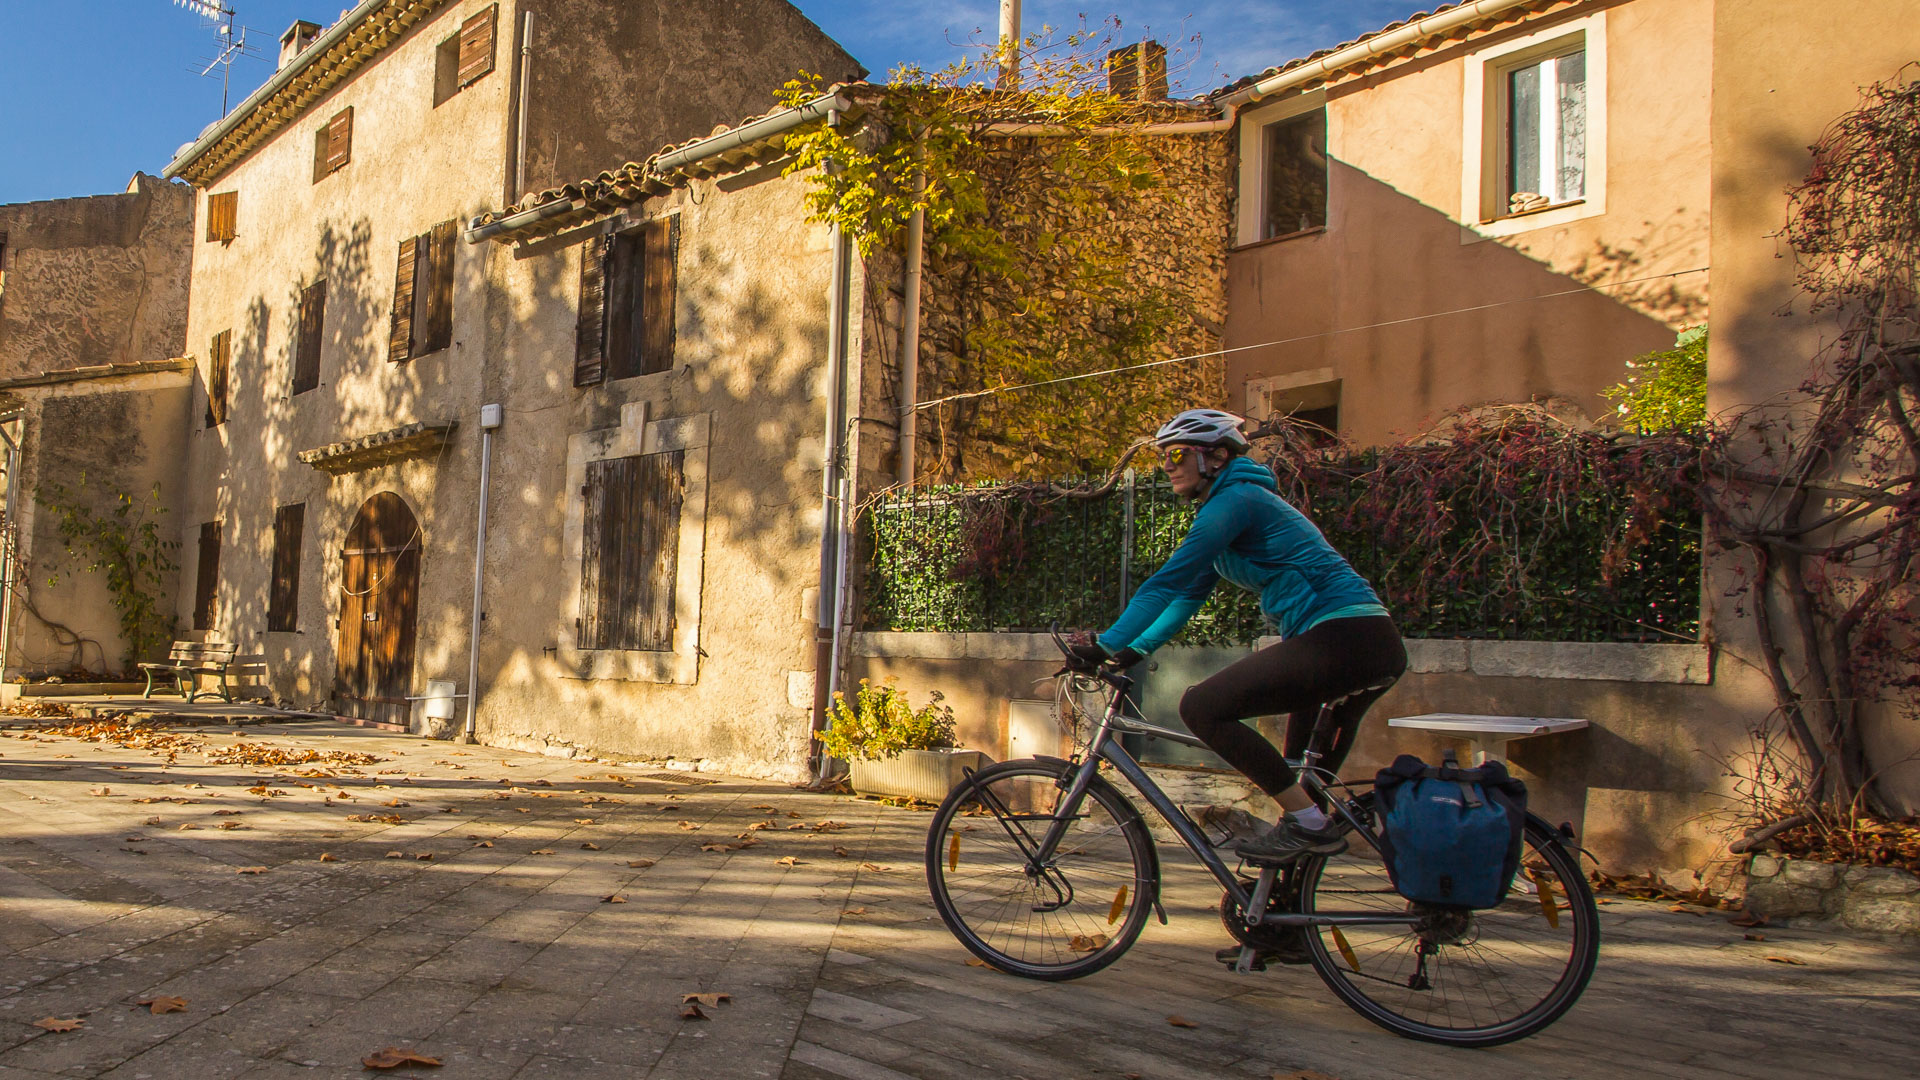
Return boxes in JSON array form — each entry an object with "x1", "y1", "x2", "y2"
[
  {"x1": 0, "y1": 418, "x2": 21, "y2": 679},
  {"x1": 811, "y1": 179, "x2": 853, "y2": 776},
  {"x1": 514, "y1": 10, "x2": 533, "y2": 202},
  {"x1": 462, "y1": 403, "x2": 502, "y2": 744},
  {"x1": 897, "y1": 173, "x2": 925, "y2": 485}
]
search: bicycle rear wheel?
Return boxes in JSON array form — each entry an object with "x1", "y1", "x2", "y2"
[
  {"x1": 925, "y1": 759, "x2": 1156, "y2": 981},
  {"x1": 1299, "y1": 797, "x2": 1599, "y2": 1047}
]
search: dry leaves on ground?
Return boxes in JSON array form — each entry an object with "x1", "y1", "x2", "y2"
[
  {"x1": 679, "y1": 1004, "x2": 708, "y2": 1020},
  {"x1": 1766, "y1": 955, "x2": 1808, "y2": 966},
  {"x1": 626, "y1": 858, "x2": 656, "y2": 869},
  {"x1": 602, "y1": 894, "x2": 627, "y2": 903},
  {"x1": 32, "y1": 1017, "x2": 83, "y2": 1032},
  {"x1": 386, "y1": 851, "x2": 403, "y2": 859},
  {"x1": 319, "y1": 853, "x2": 338, "y2": 862},
  {"x1": 681, "y1": 992, "x2": 730, "y2": 1007},
  {"x1": 580, "y1": 842, "x2": 601, "y2": 851},
  {"x1": 472, "y1": 841, "x2": 493, "y2": 849},
  {"x1": 842, "y1": 906, "x2": 867, "y2": 916},
  {"x1": 236, "y1": 866, "x2": 268, "y2": 875},
  {"x1": 1166, "y1": 1015, "x2": 1198, "y2": 1029},
  {"x1": 677, "y1": 821, "x2": 700, "y2": 830},
  {"x1": 574, "y1": 818, "x2": 596, "y2": 826},
  {"x1": 1745, "y1": 932, "x2": 1768, "y2": 941},
  {"x1": 135, "y1": 997, "x2": 187, "y2": 1014},
  {"x1": 1067, "y1": 933, "x2": 1109, "y2": 952},
  {"x1": 88, "y1": 786, "x2": 113, "y2": 796},
  {"x1": 859, "y1": 863, "x2": 891, "y2": 873},
  {"x1": 362, "y1": 1046, "x2": 443, "y2": 1069},
  {"x1": 776, "y1": 856, "x2": 803, "y2": 867},
  {"x1": 832, "y1": 846, "x2": 850, "y2": 857},
  {"x1": 345, "y1": 814, "x2": 407, "y2": 825},
  {"x1": 964, "y1": 957, "x2": 990, "y2": 968},
  {"x1": 530, "y1": 849, "x2": 555, "y2": 855},
  {"x1": 749, "y1": 805, "x2": 774, "y2": 811}
]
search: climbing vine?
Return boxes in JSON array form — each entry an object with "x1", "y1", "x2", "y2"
[
  {"x1": 37, "y1": 478, "x2": 177, "y2": 668},
  {"x1": 778, "y1": 20, "x2": 1226, "y2": 480}
]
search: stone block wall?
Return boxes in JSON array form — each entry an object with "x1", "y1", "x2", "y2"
[{"x1": 1744, "y1": 855, "x2": 1920, "y2": 936}]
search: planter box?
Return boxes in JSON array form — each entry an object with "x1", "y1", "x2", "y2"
[{"x1": 849, "y1": 748, "x2": 989, "y2": 802}]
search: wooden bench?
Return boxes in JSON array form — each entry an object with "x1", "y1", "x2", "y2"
[
  {"x1": 138, "y1": 641, "x2": 241, "y2": 703},
  {"x1": 1387, "y1": 713, "x2": 1589, "y2": 765}
]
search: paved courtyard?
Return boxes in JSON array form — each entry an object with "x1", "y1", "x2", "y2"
[{"x1": 0, "y1": 715, "x2": 1914, "y2": 1080}]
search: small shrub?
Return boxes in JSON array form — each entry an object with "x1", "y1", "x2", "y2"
[{"x1": 817, "y1": 679, "x2": 958, "y2": 762}]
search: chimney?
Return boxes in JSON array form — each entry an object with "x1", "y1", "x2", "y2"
[
  {"x1": 278, "y1": 20, "x2": 322, "y2": 70},
  {"x1": 1107, "y1": 41, "x2": 1169, "y2": 102}
]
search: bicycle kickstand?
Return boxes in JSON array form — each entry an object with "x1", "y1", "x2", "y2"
[{"x1": 1233, "y1": 864, "x2": 1283, "y2": 975}]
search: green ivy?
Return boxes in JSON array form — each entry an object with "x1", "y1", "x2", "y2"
[{"x1": 37, "y1": 478, "x2": 178, "y2": 667}]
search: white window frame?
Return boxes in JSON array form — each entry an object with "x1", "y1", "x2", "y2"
[
  {"x1": 1234, "y1": 89, "x2": 1330, "y2": 248},
  {"x1": 1460, "y1": 10, "x2": 1607, "y2": 240}
]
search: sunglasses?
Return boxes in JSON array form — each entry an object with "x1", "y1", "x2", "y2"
[{"x1": 1158, "y1": 446, "x2": 1199, "y2": 470}]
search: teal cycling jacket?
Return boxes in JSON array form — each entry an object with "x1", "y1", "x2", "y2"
[{"x1": 1097, "y1": 456, "x2": 1386, "y2": 655}]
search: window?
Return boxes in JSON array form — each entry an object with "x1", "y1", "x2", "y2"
[
  {"x1": 193, "y1": 521, "x2": 221, "y2": 632},
  {"x1": 204, "y1": 329, "x2": 231, "y2": 428},
  {"x1": 293, "y1": 280, "x2": 325, "y2": 394},
  {"x1": 1502, "y1": 46, "x2": 1586, "y2": 213},
  {"x1": 268, "y1": 503, "x2": 304, "y2": 632},
  {"x1": 577, "y1": 450, "x2": 684, "y2": 651},
  {"x1": 206, "y1": 191, "x2": 238, "y2": 243},
  {"x1": 435, "y1": 4, "x2": 498, "y2": 106},
  {"x1": 1263, "y1": 109, "x2": 1327, "y2": 238},
  {"x1": 574, "y1": 216, "x2": 678, "y2": 387},
  {"x1": 312, "y1": 107, "x2": 353, "y2": 183},
  {"x1": 389, "y1": 221, "x2": 456, "y2": 361}
]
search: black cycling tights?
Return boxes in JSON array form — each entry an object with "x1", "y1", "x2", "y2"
[{"x1": 1178, "y1": 615, "x2": 1408, "y2": 798}]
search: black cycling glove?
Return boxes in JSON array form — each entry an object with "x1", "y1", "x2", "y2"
[{"x1": 1064, "y1": 639, "x2": 1111, "y2": 671}]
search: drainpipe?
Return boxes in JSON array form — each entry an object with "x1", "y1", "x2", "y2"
[
  {"x1": 998, "y1": 0, "x2": 1022, "y2": 88},
  {"x1": 514, "y1": 11, "x2": 533, "y2": 202},
  {"x1": 0, "y1": 418, "x2": 20, "y2": 679},
  {"x1": 811, "y1": 197, "x2": 853, "y2": 775},
  {"x1": 462, "y1": 403, "x2": 503, "y2": 744}
]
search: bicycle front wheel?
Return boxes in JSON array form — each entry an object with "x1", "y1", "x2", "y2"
[
  {"x1": 1299, "y1": 800, "x2": 1599, "y2": 1047},
  {"x1": 925, "y1": 759, "x2": 1156, "y2": 981}
]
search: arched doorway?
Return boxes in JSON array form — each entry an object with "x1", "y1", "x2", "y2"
[{"x1": 334, "y1": 492, "x2": 421, "y2": 726}]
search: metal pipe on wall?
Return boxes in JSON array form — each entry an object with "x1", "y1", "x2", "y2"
[
  {"x1": 811, "y1": 210, "x2": 852, "y2": 775},
  {"x1": 897, "y1": 196, "x2": 924, "y2": 485},
  {"x1": 462, "y1": 404, "x2": 503, "y2": 743},
  {"x1": 514, "y1": 11, "x2": 533, "y2": 201}
]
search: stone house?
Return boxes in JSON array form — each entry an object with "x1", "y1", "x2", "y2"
[
  {"x1": 156, "y1": 0, "x2": 861, "y2": 772},
  {"x1": 0, "y1": 175, "x2": 194, "y2": 677}
]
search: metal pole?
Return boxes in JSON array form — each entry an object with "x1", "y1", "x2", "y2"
[
  {"x1": 998, "y1": 0, "x2": 1022, "y2": 89},
  {"x1": 462, "y1": 405, "x2": 501, "y2": 743},
  {"x1": 515, "y1": 12, "x2": 534, "y2": 200},
  {"x1": 897, "y1": 196, "x2": 924, "y2": 485}
]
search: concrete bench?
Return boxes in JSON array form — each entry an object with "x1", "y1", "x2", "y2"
[{"x1": 1387, "y1": 713, "x2": 1588, "y2": 765}]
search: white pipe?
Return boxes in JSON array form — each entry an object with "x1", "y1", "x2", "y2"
[
  {"x1": 998, "y1": 0, "x2": 1022, "y2": 89},
  {"x1": 514, "y1": 11, "x2": 533, "y2": 202},
  {"x1": 897, "y1": 195, "x2": 924, "y2": 485},
  {"x1": 1219, "y1": 0, "x2": 1536, "y2": 106},
  {"x1": 462, "y1": 407, "x2": 500, "y2": 743}
]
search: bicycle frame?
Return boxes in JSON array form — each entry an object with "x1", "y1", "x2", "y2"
[{"x1": 1032, "y1": 667, "x2": 1419, "y2": 931}]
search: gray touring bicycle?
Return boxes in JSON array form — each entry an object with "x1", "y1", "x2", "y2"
[{"x1": 922, "y1": 633, "x2": 1599, "y2": 1048}]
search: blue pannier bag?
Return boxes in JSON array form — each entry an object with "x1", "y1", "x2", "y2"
[{"x1": 1372, "y1": 751, "x2": 1528, "y2": 909}]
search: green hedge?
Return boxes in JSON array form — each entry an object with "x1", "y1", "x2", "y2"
[{"x1": 862, "y1": 437, "x2": 1702, "y2": 646}]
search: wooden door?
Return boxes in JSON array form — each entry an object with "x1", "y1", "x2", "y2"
[{"x1": 333, "y1": 493, "x2": 421, "y2": 725}]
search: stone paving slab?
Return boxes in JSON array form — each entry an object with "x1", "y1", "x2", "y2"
[{"x1": 1, "y1": 716, "x2": 1916, "y2": 1079}]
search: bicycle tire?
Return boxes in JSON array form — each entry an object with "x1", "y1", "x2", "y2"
[
  {"x1": 1299, "y1": 797, "x2": 1600, "y2": 1047},
  {"x1": 925, "y1": 758, "x2": 1157, "y2": 981}
]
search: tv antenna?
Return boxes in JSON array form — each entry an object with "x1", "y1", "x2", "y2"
[{"x1": 170, "y1": 0, "x2": 263, "y2": 118}]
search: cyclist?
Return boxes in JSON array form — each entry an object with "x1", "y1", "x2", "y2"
[{"x1": 1065, "y1": 408, "x2": 1408, "y2": 865}]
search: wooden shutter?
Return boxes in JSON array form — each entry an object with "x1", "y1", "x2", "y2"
[
  {"x1": 422, "y1": 220, "x2": 456, "y2": 353},
  {"x1": 573, "y1": 235, "x2": 610, "y2": 387},
  {"x1": 206, "y1": 191, "x2": 237, "y2": 242},
  {"x1": 294, "y1": 280, "x2": 325, "y2": 394},
  {"x1": 268, "y1": 504, "x2": 305, "y2": 632},
  {"x1": 194, "y1": 521, "x2": 221, "y2": 632},
  {"x1": 457, "y1": 5, "x2": 497, "y2": 87},
  {"x1": 603, "y1": 232, "x2": 642, "y2": 381},
  {"x1": 205, "y1": 330, "x2": 230, "y2": 427},
  {"x1": 389, "y1": 236, "x2": 417, "y2": 361},
  {"x1": 640, "y1": 216, "x2": 679, "y2": 375},
  {"x1": 578, "y1": 451, "x2": 683, "y2": 651},
  {"x1": 325, "y1": 107, "x2": 353, "y2": 173}
]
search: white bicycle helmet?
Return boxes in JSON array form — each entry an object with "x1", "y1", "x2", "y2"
[{"x1": 1155, "y1": 408, "x2": 1251, "y2": 453}]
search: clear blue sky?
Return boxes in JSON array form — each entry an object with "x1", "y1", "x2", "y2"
[{"x1": 0, "y1": 1, "x2": 1431, "y2": 204}]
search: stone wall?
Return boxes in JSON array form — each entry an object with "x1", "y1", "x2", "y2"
[
  {"x1": 909, "y1": 128, "x2": 1234, "y2": 482},
  {"x1": 1744, "y1": 856, "x2": 1920, "y2": 937}
]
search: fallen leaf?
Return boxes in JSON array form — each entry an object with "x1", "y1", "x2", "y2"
[
  {"x1": 1765, "y1": 955, "x2": 1807, "y2": 966},
  {"x1": 627, "y1": 858, "x2": 656, "y2": 869},
  {"x1": 677, "y1": 821, "x2": 700, "y2": 830},
  {"x1": 842, "y1": 906, "x2": 867, "y2": 916},
  {"x1": 530, "y1": 848, "x2": 555, "y2": 855},
  {"x1": 362, "y1": 1046, "x2": 443, "y2": 1069},
  {"x1": 1166, "y1": 1015, "x2": 1198, "y2": 1029},
  {"x1": 135, "y1": 996, "x2": 187, "y2": 1014},
  {"x1": 787, "y1": 811, "x2": 803, "y2": 818},
  {"x1": 319, "y1": 852, "x2": 338, "y2": 862},
  {"x1": 679, "y1": 1003, "x2": 708, "y2": 1021},
  {"x1": 32, "y1": 1017, "x2": 83, "y2": 1032},
  {"x1": 177, "y1": 823, "x2": 199, "y2": 831},
  {"x1": 680, "y1": 992, "x2": 731, "y2": 1007},
  {"x1": 414, "y1": 853, "x2": 433, "y2": 861},
  {"x1": 1067, "y1": 933, "x2": 1109, "y2": 952},
  {"x1": 218, "y1": 822, "x2": 245, "y2": 831},
  {"x1": 213, "y1": 809, "x2": 242, "y2": 816},
  {"x1": 88, "y1": 786, "x2": 112, "y2": 796},
  {"x1": 236, "y1": 866, "x2": 268, "y2": 875},
  {"x1": 749, "y1": 805, "x2": 774, "y2": 811},
  {"x1": 580, "y1": 842, "x2": 601, "y2": 851},
  {"x1": 602, "y1": 894, "x2": 628, "y2": 904},
  {"x1": 574, "y1": 818, "x2": 596, "y2": 825},
  {"x1": 964, "y1": 957, "x2": 990, "y2": 968},
  {"x1": 124, "y1": 836, "x2": 151, "y2": 843},
  {"x1": 473, "y1": 840, "x2": 494, "y2": 848},
  {"x1": 832, "y1": 846, "x2": 850, "y2": 857},
  {"x1": 776, "y1": 856, "x2": 802, "y2": 867},
  {"x1": 700, "y1": 842, "x2": 737, "y2": 852},
  {"x1": 515, "y1": 808, "x2": 531, "y2": 813},
  {"x1": 1730, "y1": 909, "x2": 1769, "y2": 928},
  {"x1": 1668, "y1": 903, "x2": 1702, "y2": 916},
  {"x1": 386, "y1": 851, "x2": 403, "y2": 859},
  {"x1": 144, "y1": 816, "x2": 163, "y2": 826},
  {"x1": 1745, "y1": 932, "x2": 1767, "y2": 941},
  {"x1": 383, "y1": 799, "x2": 409, "y2": 808},
  {"x1": 859, "y1": 863, "x2": 891, "y2": 872}
]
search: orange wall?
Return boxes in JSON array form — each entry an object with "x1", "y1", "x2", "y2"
[{"x1": 1225, "y1": 0, "x2": 1713, "y2": 444}]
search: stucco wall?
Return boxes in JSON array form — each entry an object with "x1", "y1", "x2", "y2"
[
  {"x1": 0, "y1": 174, "x2": 193, "y2": 380},
  {"x1": 469, "y1": 168, "x2": 848, "y2": 780},
  {"x1": 1224, "y1": 0, "x2": 1713, "y2": 444},
  {"x1": 518, "y1": 0, "x2": 863, "y2": 201}
]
